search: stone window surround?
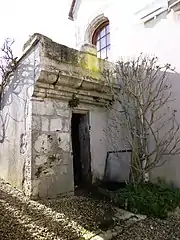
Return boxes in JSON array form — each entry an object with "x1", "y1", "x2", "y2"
[
  {"x1": 84, "y1": 14, "x2": 109, "y2": 45},
  {"x1": 92, "y1": 21, "x2": 110, "y2": 60}
]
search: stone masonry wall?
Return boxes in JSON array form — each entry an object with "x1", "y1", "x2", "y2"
[{"x1": 31, "y1": 98, "x2": 73, "y2": 198}]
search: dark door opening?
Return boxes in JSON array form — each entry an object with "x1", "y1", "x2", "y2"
[{"x1": 71, "y1": 112, "x2": 91, "y2": 187}]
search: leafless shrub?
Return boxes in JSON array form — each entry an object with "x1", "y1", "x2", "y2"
[
  {"x1": 0, "y1": 38, "x2": 17, "y2": 143},
  {"x1": 0, "y1": 38, "x2": 17, "y2": 106},
  {"x1": 104, "y1": 54, "x2": 180, "y2": 183}
]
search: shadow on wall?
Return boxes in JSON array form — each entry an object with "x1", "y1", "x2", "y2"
[
  {"x1": 0, "y1": 57, "x2": 38, "y2": 142},
  {"x1": 105, "y1": 69, "x2": 180, "y2": 186},
  {"x1": 0, "y1": 48, "x2": 40, "y2": 189},
  {"x1": 144, "y1": 10, "x2": 167, "y2": 28},
  {"x1": 150, "y1": 70, "x2": 180, "y2": 187}
]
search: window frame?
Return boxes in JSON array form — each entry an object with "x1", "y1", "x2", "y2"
[{"x1": 92, "y1": 21, "x2": 110, "y2": 60}]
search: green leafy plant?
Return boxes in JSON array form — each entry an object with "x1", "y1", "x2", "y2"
[
  {"x1": 68, "y1": 94, "x2": 80, "y2": 108},
  {"x1": 98, "y1": 182, "x2": 180, "y2": 219}
]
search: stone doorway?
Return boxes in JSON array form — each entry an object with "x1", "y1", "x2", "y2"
[{"x1": 71, "y1": 112, "x2": 92, "y2": 187}]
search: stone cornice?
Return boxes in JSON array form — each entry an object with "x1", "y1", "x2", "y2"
[
  {"x1": 27, "y1": 34, "x2": 113, "y2": 106},
  {"x1": 34, "y1": 68, "x2": 111, "y2": 106}
]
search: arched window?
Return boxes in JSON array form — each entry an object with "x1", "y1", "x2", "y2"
[{"x1": 92, "y1": 21, "x2": 110, "y2": 60}]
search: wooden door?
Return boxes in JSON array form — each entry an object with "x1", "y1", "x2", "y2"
[{"x1": 79, "y1": 113, "x2": 92, "y2": 185}]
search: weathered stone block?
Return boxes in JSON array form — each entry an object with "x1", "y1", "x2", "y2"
[
  {"x1": 50, "y1": 118, "x2": 63, "y2": 132},
  {"x1": 56, "y1": 109, "x2": 70, "y2": 117},
  {"x1": 31, "y1": 179, "x2": 41, "y2": 197},
  {"x1": 56, "y1": 132, "x2": 70, "y2": 151},
  {"x1": 35, "y1": 155, "x2": 48, "y2": 166},
  {"x1": 34, "y1": 134, "x2": 52, "y2": 154},
  {"x1": 33, "y1": 100, "x2": 54, "y2": 115},
  {"x1": 59, "y1": 164, "x2": 68, "y2": 175},
  {"x1": 41, "y1": 117, "x2": 49, "y2": 131},
  {"x1": 33, "y1": 161, "x2": 74, "y2": 198},
  {"x1": 61, "y1": 152, "x2": 72, "y2": 164},
  {"x1": 42, "y1": 167, "x2": 54, "y2": 176},
  {"x1": 63, "y1": 118, "x2": 70, "y2": 132},
  {"x1": 54, "y1": 101, "x2": 68, "y2": 110},
  {"x1": 32, "y1": 116, "x2": 41, "y2": 131}
]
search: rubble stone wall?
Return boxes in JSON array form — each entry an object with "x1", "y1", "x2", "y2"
[{"x1": 31, "y1": 98, "x2": 73, "y2": 198}]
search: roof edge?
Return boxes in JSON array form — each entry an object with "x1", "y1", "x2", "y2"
[
  {"x1": 68, "y1": 0, "x2": 77, "y2": 21},
  {"x1": 68, "y1": 0, "x2": 82, "y2": 21}
]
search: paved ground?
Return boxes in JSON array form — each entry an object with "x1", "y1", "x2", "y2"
[{"x1": 0, "y1": 180, "x2": 180, "y2": 240}]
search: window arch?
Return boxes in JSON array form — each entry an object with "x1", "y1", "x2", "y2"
[
  {"x1": 84, "y1": 14, "x2": 110, "y2": 59},
  {"x1": 92, "y1": 21, "x2": 110, "y2": 60}
]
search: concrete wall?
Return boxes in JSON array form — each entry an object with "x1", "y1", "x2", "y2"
[{"x1": 0, "y1": 44, "x2": 40, "y2": 195}]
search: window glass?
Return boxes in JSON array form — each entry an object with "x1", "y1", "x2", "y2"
[
  {"x1": 100, "y1": 27, "x2": 106, "y2": 38},
  {"x1": 100, "y1": 36, "x2": 106, "y2": 49},
  {"x1": 107, "y1": 33, "x2": 110, "y2": 46},
  {"x1": 96, "y1": 40, "x2": 100, "y2": 51},
  {"x1": 100, "y1": 48, "x2": 106, "y2": 59},
  {"x1": 93, "y1": 22, "x2": 110, "y2": 60},
  {"x1": 106, "y1": 24, "x2": 110, "y2": 34}
]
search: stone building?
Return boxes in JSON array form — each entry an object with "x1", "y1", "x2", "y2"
[
  {"x1": 1, "y1": 0, "x2": 180, "y2": 198},
  {"x1": 0, "y1": 33, "x2": 121, "y2": 198}
]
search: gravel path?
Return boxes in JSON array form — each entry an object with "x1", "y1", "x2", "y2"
[
  {"x1": 115, "y1": 217, "x2": 180, "y2": 240},
  {"x1": 0, "y1": 180, "x2": 115, "y2": 240},
  {"x1": 0, "y1": 180, "x2": 180, "y2": 240}
]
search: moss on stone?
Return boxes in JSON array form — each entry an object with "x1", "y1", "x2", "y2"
[{"x1": 80, "y1": 53, "x2": 102, "y2": 80}]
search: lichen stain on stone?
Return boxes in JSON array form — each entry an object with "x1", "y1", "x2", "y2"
[
  {"x1": 48, "y1": 154, "x2": 56, "y2": 164},
  {"x1": 43, "y1": 38, "x2": 79, "y2": 66},
  {"x1": 34, "y1": 153, "x2": 62, "y2": 179},
  {"x1": 34, "y1": 134, "x2": 53, "y2": 154},
  {"x1": 35, "y1": 166, "x2": 43, "y2": 178},
  {"x1": 80, "y1": 53, "x2": 101, "y2": 79},
  {"x1": 20, "y1": 133, "x2": 27, "y2": 154},
  {"x1": 47, "y1": 135, "x2": 53, "y2": 142},
  {"x1": 41, "y1": 34, "x2": 102, "y2": 79}
]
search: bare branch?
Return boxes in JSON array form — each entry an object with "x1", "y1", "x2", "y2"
[
  {"x1": 0, "y1": 38, "x2": 17, "y2": 142},
  {"x1": 104, "y1": 54, "x2": 180, "y2": 184}
]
